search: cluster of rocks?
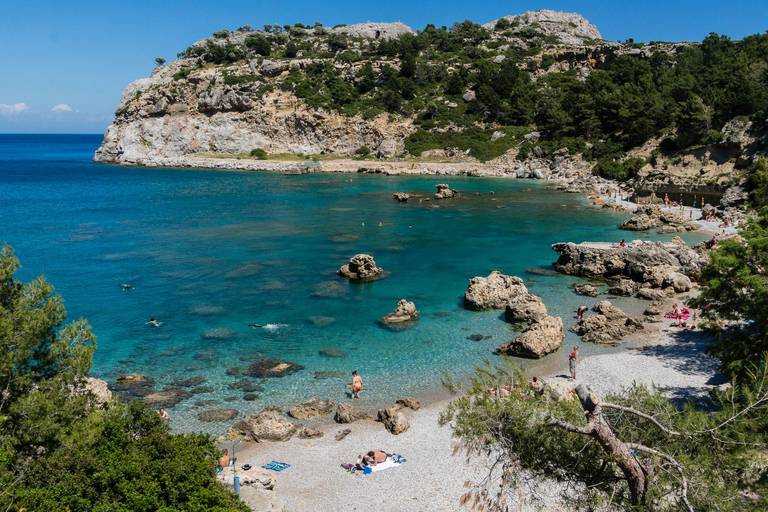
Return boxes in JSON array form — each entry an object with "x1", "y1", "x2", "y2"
[
  {"x1": 392, "y1": 192, "x2": 410, "y2": 202},
  {"x1": 337, "y1": 253, "x2": 384, "y2": 281},
  {"x1": 570, "y1": 300, "x2": 643, "y2": 344},
  {"x1": 552, "y1": 240, "x2": 704, "y2": 300},
  {"x1": 463, "y1": 271, "x2": 564, "y2": 358},
  {"x1": 619, "y1": 205, "x2": 699, "y2": 233},
  {"x1": 573, "y1": 283, "x2": 600, "y2": 297},
  {"x1": 378, "y1": 299, "x2": 419, "y2": 331},
  {"x1": 434, "y1": 183, "x2": 459, "y2": 199}
]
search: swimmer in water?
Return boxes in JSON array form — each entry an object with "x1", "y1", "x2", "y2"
[
  {"x1": 147, "y1": 317, "x2": 160, "y2": 327},
  {"x1": 248, "y1": 323, "x2": 263, "y2": 329},
  {"x1": 122, "y1": 284, "x2": 133, "y2": 291}
]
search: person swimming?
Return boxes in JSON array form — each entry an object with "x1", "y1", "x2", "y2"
[
  {"x1": 147, "y1": 317, "x2": 161, "y2": 327},
  {"x1": 248, "y1": 323, "x2": 263, "y2": 328},
  {"x1": 122, "y1": 283, "x2": 133, "y2": 290}
]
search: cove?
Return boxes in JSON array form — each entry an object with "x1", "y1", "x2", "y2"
[{"x1": 0, "y1": 135, "x2": 708, "y2": 434}]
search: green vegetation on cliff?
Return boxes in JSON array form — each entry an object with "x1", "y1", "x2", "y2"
[
  {"x1": 175, "y1": 22, "x2": 768, "y2": 164},
  {"x1": 0, "y1": 245, "x2": 246, "y2": 511}
]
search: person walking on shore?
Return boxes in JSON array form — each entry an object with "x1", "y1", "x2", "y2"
[
  {"x1": 568, "y1": 346, "x2": 578, "y2": 381},
  {"x1": 351, "y1": 370, "x2": 363, "y2": 399}
]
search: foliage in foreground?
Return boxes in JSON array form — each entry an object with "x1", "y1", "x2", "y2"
[
  {"x1": 694, "y1": 207, "x2": 768, "y2": 379},
  {"x1": 441, "y1": 360, "x2": 768, "y2": 511},
  {"x1": 0, "y1": 245, "x2": 247, "y2": 511}
]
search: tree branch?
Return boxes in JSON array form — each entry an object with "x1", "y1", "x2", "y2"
[
  {"x1": 627, "y1": 443, "x2": 694, "y2": 512},
  {"x1": 547, "y1": 418, "x2": 593, "y2": 436},
  {"x1": 602, "y1": 402, "x2": 681, "y2": 436}
]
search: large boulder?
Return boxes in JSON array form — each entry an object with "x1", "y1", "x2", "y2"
[
  {"x1": 335, "y1": 402, "x2": 372, "y2": 423},
  {"x1": 434, "y1": 183, "x2": 459, "y2": 199},
  {"x1": 662, "y1": 272, "x2": 693, "y2": 293},
  {"x1": 378, "y1": 408, "x2": 410, "y2": 435},
  {"x1": 337, "y1": 254, "x2": 384, "y2": 281},
  {"x1": 464, "y1": 271, "x2": 528, "y2": 310},
  {"x1": 496, "y1": 316, "x2": 564, "y2": 358},
  {"x1": 573, "y1": 283, "x2": 600, "y2": 297},
  {"x1": 571, "y1": 301, "x2": 643, "y2": 344},
  {"x1": 246, "y1": 358, "x2": 304, "y2": 378},
  {"x1": 228, "y1": 410, "x2": 300, "y2": 442},
  {"x1": 608, "y1": 279, "x2": 638, "y2": 296},
  {"x1": 378, "y1": 299, "x2": 419, "y2": 329},
  {"x1": 504, "y1": 293, "x2": 548, "y2": 323},
  {"x1": 592, "y1": 300, "x2": 627, "y2": 320},
  {"x1": 395, "y1": 397, "x2": 421, "y2": 410},
  {"x1": 75, "y1": 377, "x2": 113, "y2": 406},
  {"x1": 287, "y1": 398, "x2": 335, "y2": 419},
  {"x1": 393, "y1": 192, "x2": 410, "y2": 202}
]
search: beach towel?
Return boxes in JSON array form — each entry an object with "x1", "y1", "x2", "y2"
[
  {"x1": 262, "y1": 461, "x2": 291, "y2": 472},
  {"x1": 366, "y1": 458, "x2": 404, "y2": 473}
]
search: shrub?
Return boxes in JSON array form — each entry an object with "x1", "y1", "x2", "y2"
[
  {"x1": 245, "y1": 33, "x2": 271, "y2": 56},
  {"x1": 594, "y1": 159, "x2": 627, "y2": 180},
  {"x1": 250, "y1": 148, "x2": 268, "y2": 159},
  {"x1": 355, "y1": 146, "x2": 371, "y2": 156},
  {"x1": 213, "y1": 29, "x2": 229, "y2": 39}
]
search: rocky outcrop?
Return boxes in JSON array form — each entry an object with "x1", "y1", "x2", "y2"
[
  {"x1": 377, "y1": 408, "x2": 410, "y2": 435},
  {"x1": 337, "y1": 254, "x2": 384, "y2": 281},
  {"x1": 75, "y1": 377, "x2": 113, "y2": 406},
  {"x1": 619, "y1": 205, "x2": 699, "y2": 232},
  {"x1": 464, "y1": 271, "x2": 528, "y2": 310},
  {"x1": 228, "y1": 410, "x2": 301, "y2": 442},
  {"x1": 608, "y1": 279, "x2": 638, "y2": 296},
  {"x1": 331, "y1": 22, "x2": 415, "y2": 40},
  {"x1": 434, "y1": 183, "x2": 459, "y2": 199},
  {"x1": 378, "y1": 299, "x2": 419, "y2": 329},
  {"x1": 551, "y1": 240, "x2": 707, "y2": 295},
  {"x1": 496, "y1": 315, "x2": 564, "y2": 358},
  {"x1": 393, "y1": 192, "x2": 410, "y2": 202},
  {"x1": 246, "y1": 358, "x2": 304, "y2": 378},
  {"x1": 570, "y1": 300, "x2": 643, "y2": 344},
  {"x1": 484, "y1": 10, "x2": 603, "y2": 46},
  {"x1": 395, "y1": 397, "x2": 421, "y2": 410},
  {"x1": 335, "y1": 402, "x2": 372, "y2": 423},
  {"x1": 287, "y1": 398, "x2": 335, "y2": 419},
  {"x1": 504, "y1": 293, "x2": 548, "y2": 323}
]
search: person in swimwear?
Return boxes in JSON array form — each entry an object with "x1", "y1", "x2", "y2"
[
  {"x1": 619, "y1": 239, "x2": 626, "y2": 248},
  {"x1": 248, "y1": 323, "x2": 263, "y2": 328},
  {"x1": 577, "y1": 305, "x2": 588, "y2": 320},
  {"x1": 351, "y1": 370, "x2": 363, "y2": 399},
  {"x1": 364, "y1": 450, "x2": 387, "y2": 466},
  {"x1": 147, "y1": 317, "x2": 160, "y2": 327}
]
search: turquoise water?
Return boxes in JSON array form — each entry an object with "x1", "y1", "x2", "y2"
[{"x1": 0, "y1": 135, "x2": 708, "y2": 433}]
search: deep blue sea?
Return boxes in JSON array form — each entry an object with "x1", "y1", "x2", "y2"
[{"x1": 0, "y1": 134, "x2": 708, "y2": 433}]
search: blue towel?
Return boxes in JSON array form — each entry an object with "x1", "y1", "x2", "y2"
[{"x1": 261, "y1": 461, "x2": 291, "y2": 472}]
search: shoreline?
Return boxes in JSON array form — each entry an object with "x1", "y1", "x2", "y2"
[{"x1": 227, "y1": 293, "x2": 721, "y2": 511}]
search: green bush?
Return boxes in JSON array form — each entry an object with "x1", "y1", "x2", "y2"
[
  {"x1": 213, "y1": 29, "x2": 229, "y2": 39},
  {"x1": 172, "y1": 67, "x2": 191, "y2": 81},
  {"x1": 245, "y1": 33, "x2": 271, "y2": 56},
  {"x1": 594, "y1": 159, "x2": 627, "y2": 180},
  {"x1": 250, "y1": 148, "x2": 268, "y2": 159},
  {"x1": 355, "y1": 146, "x2": 371, "y2": 156}
]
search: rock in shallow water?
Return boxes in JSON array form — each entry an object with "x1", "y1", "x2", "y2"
[
  {"x1": 319, "y1": 348, "x2": 348, "y2": 358},
  {"x1": 337, "y1": 254, "x2": 384, "y2": 281},
  {"x1": 201, "y1": 327, "x2": 239, "y2": 340},
  {"x1": 464, "y1": 271, "x2": 528, "y2": 310},
  {"x1": 288, "y1": 398, "x2": 335, "y2": 419},
  {"x1": 196, "y1": 408, "x2": 239, "y2": 422},
  {"x1": 143, "y1": 388, "x2": 191, "y2": 408},
  {"x1": 378, "y1": 299, "x2": 419, "y2": 330},
  {"x1": 335, "y1": 402, "x2": 372, "y2": 423},
  {"x1": 497, "y1": 315, "x2": 564, "y2": 358},
  {"x1": 246, "y1": 358, "x2": 304, "y2": 378},
  {"x1": 228, "y1": 410, "x2": 300, "y2": 442}
]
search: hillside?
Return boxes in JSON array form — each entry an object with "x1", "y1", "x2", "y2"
[{"x1": 95, "y1": 11, "x2": 768, "y2": 195}]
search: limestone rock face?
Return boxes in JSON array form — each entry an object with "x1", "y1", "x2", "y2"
[
  {"x1": 483, "y1": 10, "x2": 602, "y2": 45},
  {"x1": 79, "y1": 377, "x2": 113, "y2": 406},
  {"x1": 287, "y1": 398, "x2": 335, "y2": 419},
  {"x1": 608, "y1": 279, "x2": 638, "y2": 296},
  {"x1": 228, "y1": 410, "x2": 300, "y2": 442},
  {"x1": 246, "y1": 358, "x2": 304, "y2": 378},
  {"x1": 620, "y1": 205, "x2": 699, "y2": 232},
  {"x1": 335, "y1": 402, "x2": 372, "y2": 423},
  {"x1": 378, "y1": 408, "x2": 410, "y2": 435},
  {"x1": 663, "y1": 272, "x2": 693, "y2": 293},
  {"x1": 497, "y1": 315, "x2": 564, "y2": 358},
  {"x1": 379, "y1": 299, "x2": 419, "y2": 327},
  {"x1": 331, "y1": 22, "x2": 415, "y2": 40},
  {"x1": 196, "y1": 408, "x2": 239, "y2": 422},
  {"x1": 337, "y1": 254, "x2": 384, "y2": 281},
  {"x1": 504, "y1": 293, "x2": 548, "y2": 323},
  {"x1": 593, "y1": 300, "x2": 627, "y2": 320},
  {"x1": 464, "y1": 271, "x2": 528, "y2": 310}
]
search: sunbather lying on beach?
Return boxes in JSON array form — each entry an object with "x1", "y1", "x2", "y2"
[{"x1": 363, "y1": 450, "x2": 388, "y2": 466}]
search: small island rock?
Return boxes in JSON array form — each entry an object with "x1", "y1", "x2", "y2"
[
  {"x1": 464, "y1": 271, "x2": 528, "y2": 310},
  {"x1": 337, "y1": 254, "x2": 384, "y2": 281},
  {"x1": 497, "y1": 315, "x2": 564, "y2": 358}
]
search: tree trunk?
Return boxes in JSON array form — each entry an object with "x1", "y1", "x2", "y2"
[{"x1": 575, "y1": 385, "x2": 646, "y2": 505}]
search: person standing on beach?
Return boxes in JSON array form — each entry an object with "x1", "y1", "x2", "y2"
[
  {"x1": 568, "y1": 346, "x2": 578, "y2": 381},
  {"x1": 351, "y1": 370, "x2": 363, "y2": 399}
]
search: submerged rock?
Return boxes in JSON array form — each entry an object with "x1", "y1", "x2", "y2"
[
  {"x1": 197, "y1": 408, "x2": 239, "y2": 422},
  {"x1": 311, "y1": 280, "x2": 347, "y2": 298},
  {"x1": 573, "y1": 283, "x2": 600, "y2": 297},
  {"x1": 319, "y1": 348, "x2": 348, "y2": 358},
  {"x1": 393, "y1": 192, "x2": 410, "y2": 202},
  {"x1": 143, "y1": 388, "x2": 191, "y2": 408},
  {"x1": 337, "y1": 254, "x2": 384, "y2": 281},
  {"x1": 306, "y1": 316, "x2": 336, "y2": 327},
  {"x1": 497, "y1": 316, "x2": 564, "y2": 358},
  {"x1": 464, "y1": 271, "x2": 528, "y2": 310},
  {"x1": 246, "y1": 358, "x2": 304, "y2": 378},
  {"x1": 174, "y1": 376, "x2": 206, "y2": 387},
  {"x1": 201, "y1": 327, "x2": 239, "y2": 340}
]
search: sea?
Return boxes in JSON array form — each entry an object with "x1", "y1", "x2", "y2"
[{"x1": 0, "y1": 134, "x2": 709, "y2": 434}]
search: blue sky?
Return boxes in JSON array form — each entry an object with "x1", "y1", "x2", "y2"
[{"x1": 1, "y1": 0, "x2": 766, "y2": 134}]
